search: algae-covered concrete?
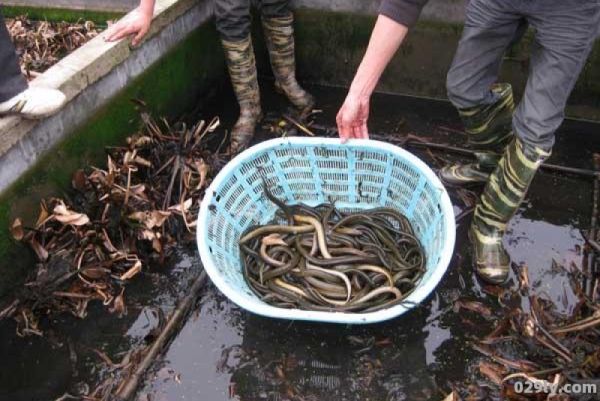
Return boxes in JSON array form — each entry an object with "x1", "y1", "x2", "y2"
[
  {"x1": 0, "y1": 0, "x2": 226, "y2": 297},
  {"x1": 293, "y1": 0, "x2": 466, "y2": 22},
  {"x1": 289, "y1": 7, "x2": 600, "y2": 121},
  {"x1": 1, "y1": 5, "x2": 123, "y2": 24},
  {"x1": 0, "y1": 0, "x2": 218, "y2": 194},
  {"x1": 0, "y1": 0, "x2": 217, "y2": 193},
  {"x1": 3, "y1": 0, "x2": 138, "y2": 13}
]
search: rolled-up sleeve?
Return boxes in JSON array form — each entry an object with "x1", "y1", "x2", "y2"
[{"x1": 378, "y1": 0, "x2": 429, "y2": 28}]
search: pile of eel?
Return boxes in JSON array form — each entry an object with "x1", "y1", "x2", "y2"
[{"x1": 240, "y1": 185, "x2": 426, "y2": 313}]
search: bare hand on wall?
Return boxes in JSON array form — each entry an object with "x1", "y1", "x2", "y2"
[{"x1": 105, "y1": 0, "x2": 155, "y2": 46}]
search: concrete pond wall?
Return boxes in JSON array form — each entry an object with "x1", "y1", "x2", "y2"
[
  {"x1": 0, "y1": 0, "x2": 227, "y2": 297},
  {"x1": 289, "y1": 0, "x2": 600, "y2": 121},
  {"x1": 0, "y1": 0, "x2": 598, "y2": 297}
]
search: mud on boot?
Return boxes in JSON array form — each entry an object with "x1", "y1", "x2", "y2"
[
  {"x1": 221, "y1": 36, "x2": 262, "y2": 154},
  {"x1": 440, "y1": 83, "x2": 515, "y2": 187},
  {"x1": 470, "y1": 137, "x2": 550, "y2": 284},
  {"x1": 262, "y1": 14, "x2": 315, "y2": 118}
]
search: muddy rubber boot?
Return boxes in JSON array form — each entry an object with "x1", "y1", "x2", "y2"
[
  {"x1": 439, "y1": 83, "x2": 515, "y2": 186},
  {"x1": 221, "y1": 36, "x2": 262, "y2": 154},
  {"x1": 470, "y1": 138, "x2": 550, "y2": 284},
  {"x1": 261, "y1": 14, "x2": 315, "y2": 117}
]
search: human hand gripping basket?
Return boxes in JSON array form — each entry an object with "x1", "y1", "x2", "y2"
[{"x1": 196, "y1": 137, "x2": 455, "y2": 324}]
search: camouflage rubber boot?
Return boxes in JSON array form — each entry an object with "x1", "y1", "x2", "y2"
[
  {"x1": 439, "y1": 83, "x2": 515, "y2": 186},
  {"x1": 470, "y1": 138, "x2": 550, "y2": 284},
  {"x1": 440, "y1": 152, "x2": 501, "y2": 186},
  {"x1": 261, "y1": 14, "x2": 315, "y2": 117},
  {"x1": 221, "y1": 36, "x2": 262, "y2": 154}
]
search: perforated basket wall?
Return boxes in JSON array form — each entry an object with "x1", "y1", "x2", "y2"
[{"x1": 197, "y1": 138, "x2": 455, "y2": 324}]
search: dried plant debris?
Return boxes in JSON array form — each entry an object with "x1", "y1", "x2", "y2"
[
  {"x1": 2, "y1": 112, "x2": 223, "y2": 335},
  {"x1": 451, "y1": 263, "x2": 600, "y2": 401},
  {"x1": 6, "y1": 16, "x2": 101, "y2": 80}
]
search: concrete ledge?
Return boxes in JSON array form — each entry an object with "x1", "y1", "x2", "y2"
[
  {"x1": 2, "y1": 0, "x2": 138, "y2": 14},
  {"x1": 292, "y1": 0, "x2": 466, "y2": 23},
  {"x1": 0, "y1": 0, "x2": 215, "y2": 193}
]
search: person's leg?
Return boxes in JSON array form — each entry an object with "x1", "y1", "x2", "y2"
[
  {"x1": 215, "y1": 0, "x2": 252, "y2": 42},
  {"x1": 215, "y1": 0, "x2": 262, "y2": 154},
  {"x1": 440, "y1": 0, "x2": 524, "y2": 186},
  {"x1": 259, "y1": 0, "x2": 314, "y2": 116},
  {"x1": 0, "y1": 11, "x2": 66, "y2": 118},
  {"x1": 446, "y1": 0, "x2": 524, "y2": 108},
  {"x1": 0, "y1": 12, "x2": 27, "y2": 103},
  {"x1": 471, "y1": 0, "x2": 600, "y2": 283},
  {"x1": 257, "y1": 0, "x2": 289, "y2": 19},
  {"x1": 513, "y1": 1, "x2": 599, "y2": 152}
]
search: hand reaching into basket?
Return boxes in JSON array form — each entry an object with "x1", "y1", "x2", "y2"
[
  {"x1": 105, "y1": 0, "x2": 155, "y2": 46},
  {"x1": 336, "y1": 15, "x2": 409, "y2": 142}
]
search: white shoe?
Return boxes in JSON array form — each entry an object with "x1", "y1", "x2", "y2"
[{"x1": 0, "y1": 87, "x2": 66, "y2": 119}]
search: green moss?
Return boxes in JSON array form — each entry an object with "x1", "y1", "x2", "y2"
[
  {"x1": 0, "y1": 22, "x2": 225, "y2": 297},
  {"x1": 291, "y1": 10, "x2": 376, "y2": 85},
  {"x1": 2, "y1": 5, "x2": 123, "y2": 25},
  {"x1": 291, "y1": 9, "x2": 464, "y2": 98}
]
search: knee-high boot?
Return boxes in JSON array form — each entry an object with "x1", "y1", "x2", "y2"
[
  {"x1": 440, "y1": 83, "x2": 515, "y2": 186},
  {"x1": 470, "y1": 137, "x2": 549, "y2": 283},
  {"x1": 221, "y1": 36, "x2": 262, "y2": 154},
  {"x1": 261, "y1": 13, "x2": 314, "y2": 117}
]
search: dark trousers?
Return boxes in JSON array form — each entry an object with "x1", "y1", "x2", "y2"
[
  {"x1": 0, "y1": 11, "x2": 27, "y2": 102},
  {"x1": 215, "y1": 0, "x2": 290, "y2": 42},
  {"x1": 446, "y1": 0, "x2": 600, "y2": 151}
]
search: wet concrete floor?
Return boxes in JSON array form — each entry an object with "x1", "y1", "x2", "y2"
[{"x1": 0, "y1": 83, "x2": 597, "y2": 401}]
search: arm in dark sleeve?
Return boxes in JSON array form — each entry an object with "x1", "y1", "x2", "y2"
[{"x1": 378, "y1": 0, "x2": 429, "y2": 28}]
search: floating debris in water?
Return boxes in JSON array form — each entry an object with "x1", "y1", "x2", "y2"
[
  {"x1": 444, "y1": 153, "x2": 600, "y2": 400},
  {"x1": 447, "y1": 262, "x2": 600, "y2": 400},
  {"x1": 6, "y1": 16, "x2": 101, "y2": 79},
  {"x1": 2, "y1": 111, "x2": 224, "y2": 335},
  {"x1": 240, "y1": 183, "x2": 425, "y2": 312}
]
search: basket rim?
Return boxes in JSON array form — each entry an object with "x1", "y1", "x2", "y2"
[{"x1": 196, "y1": 137, "x2": 456, "y2": 324}]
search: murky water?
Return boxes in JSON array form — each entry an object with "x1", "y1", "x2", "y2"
[
  {"x1": 0, "y1": 83, "x2": 597, "y2": 401},
  {"x1": 137, "y1": 84, "x2": 598, "y2": 401},
  {"x1": 0, "y1": 246, "x2": 202, "y2": 401}
]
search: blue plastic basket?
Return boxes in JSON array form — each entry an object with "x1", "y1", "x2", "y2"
[{"x1": 197, "y1": 137, "x2": 455, "y2": 324}]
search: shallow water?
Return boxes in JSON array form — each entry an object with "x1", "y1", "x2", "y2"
[
  {"x1": 137, "y1": 84, "x2": 598, "y2": 401},
  {"x1": 0, "y1": 83, "x2": 597, "y2": 401},
  {"x1": 0, "y1": 247, "x2": 202, "y2": 401}
]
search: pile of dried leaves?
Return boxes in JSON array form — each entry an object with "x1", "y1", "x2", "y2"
[
  {"x1": 6, "y1": 15, "x2": 100, "y2": 79},
  {"x1": 1, "y1": 111, "x2": 225, "y2": 336}
]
